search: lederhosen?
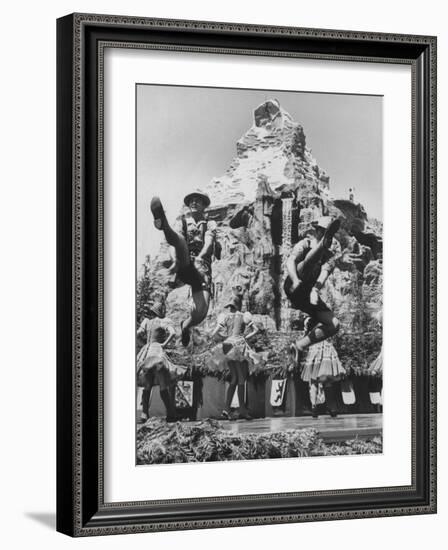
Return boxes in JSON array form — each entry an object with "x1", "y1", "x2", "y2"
[{"x1": 177, "y1": 214, "x2": 212, "y2": 293}]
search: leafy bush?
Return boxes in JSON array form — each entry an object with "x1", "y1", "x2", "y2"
[
  {"x1": 333, "y1": 330, "x2": 382, "y2": 374},
  {"x1": 136, "y1": 418, "x2": 382, "y2": 464}
]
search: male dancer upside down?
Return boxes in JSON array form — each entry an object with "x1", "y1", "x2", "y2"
[
  {"x1": 150, "y1": 189, "x2": 217, "y2": 346},
  {"x1": 284, "y1": 216, "x2": 341, "y2": 360}
]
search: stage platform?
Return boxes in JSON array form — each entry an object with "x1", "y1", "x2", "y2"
[{"x1": 218, "y1": 414, "x2": 382, "y2": 442}]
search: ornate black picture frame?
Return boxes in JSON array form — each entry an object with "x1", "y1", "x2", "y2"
[{"x1": 57, "y1": 13, "x2": 437, "y2": 536}]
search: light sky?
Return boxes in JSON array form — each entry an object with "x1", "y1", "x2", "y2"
[{"x1": 137, "y1": 84, "x2": 382, "y2": 267}]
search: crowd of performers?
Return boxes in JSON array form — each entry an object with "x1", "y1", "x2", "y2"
[{"x1": 137, "y1": 189, "x2": 382, "y2": 423}]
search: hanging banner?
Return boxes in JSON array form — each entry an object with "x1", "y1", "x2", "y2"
[
  {"x1": 341, "y1": 379, "x2": 356, "y2": 405},
  {"x1": 270, "y1": 379, "x2": 287, "y2": 407},
  {"x1": 175, "y1": 381, "x2": 194, "y2": 408},
  {"x1": 370, "y1": 391, "x2": 382, "y2": 405}
]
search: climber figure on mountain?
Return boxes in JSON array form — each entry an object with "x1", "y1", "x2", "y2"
[
  {"x1": 150, "y1": 190, "x2": 218, "y2": 346},
  {"x1": 284, "y1": 216, "x2": 341, "y2": 360}
]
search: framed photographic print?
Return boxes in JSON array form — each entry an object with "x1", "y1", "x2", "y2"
[{"x1": 56, "y1": 13, "x2": 437, "y2": 536}]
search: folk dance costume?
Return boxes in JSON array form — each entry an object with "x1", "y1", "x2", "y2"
[
  {"x1": 137, "y1": 305, "x2": 186, "y2": 423},
  {"x1": 367, "y1": 347, "x2": 383, "y2": 408},
  {"x1": 150, "y1": 190, "x2": 218, "y2": 347},
  {"x1": 172, "y1": 210, "x2": 217, "y2": 295},
  {"x1": 301, "y1": 339, "x2": 345, "y2": 384},
  {"x1": 299, "y1": 317, "x2": 345, "y2": 418},
  {"x1": 211, "y1": 298, "x2": 261, "y2": 420},
  {"x1": 284, "y1": 218, "x2": 341, "y2": 319},
  {"x1": 283, "y1": 216, "x2": 342, "y2": 418},
  {"x1": 215, "y1": 312, "x2": 262, "y2": 372},
  {"x1": 284, "y1": 216, "x2": 342, "y2": 363},
  {"x1": 366, "y1": 310, "x2": 383, "y2": 406},
  {"x1": 367, "y1": 347, "x2": 383, "y2": 377}
]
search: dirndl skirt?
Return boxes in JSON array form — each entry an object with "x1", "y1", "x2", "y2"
[
  {"x1": 136, "y1": 342, "x2": 187, "y2": 385},
  {"x1": 301, "y1": 340, "x2": 345, "y2": 383},
  {"x1": 368, "y1": 348, "x2": 383, "y2": 377},
  {"x1": 210, "y1": 336, "x2": 265, "y2": 375}
]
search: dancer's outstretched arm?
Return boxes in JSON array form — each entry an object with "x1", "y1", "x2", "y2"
[
  {"x1": 136, "y1": 319, "x2": 148, "y2": 340},
  {"x1": 244, "y1": 313, "x2": 259, "y2": 340},
  {"x1": 196, "y1": 233, "x2": 214, "y2": 260},
  {"x1": 314, "y1": 265, "x2": 331, "y2": 291},
  {"x1": 211, "y1": 313, "x2": 227, "y2": 340},
  {"x1": 196, "y1": 221, "x2": 217, "y2": 261},
  {"x1": 161, "y1": 324, "x2": 176, "y2": 348},
  {"x1": 310, "y1": 257, "x2": 335, "y2": 305},
  {"x1": 286, "y1": 242, "x2": 306, "y2": 290}
]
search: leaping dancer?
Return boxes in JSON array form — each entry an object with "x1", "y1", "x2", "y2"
[
  {"x1": 150, "y1": 190, "x2": 217, "y2": 346},
  {"x1": 284, "y1": 216, "x2": 341, "y2": 360}
]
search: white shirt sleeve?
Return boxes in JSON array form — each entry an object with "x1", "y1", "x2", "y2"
[
  {"x1": 205, "y1": 219, "x2": 217, "y2": 239},
  {"x1": 243, "y1": 311, "x2": 253, "y2": 325},
  {"x1": 137, "y1": 318, "x2": 149, "y2": 337},
  {"x1": 243, "y1": 312, "x2": 256, "y2": 334},
  {"x1": 160, "y1": 317, "x2": 174, "y2": 333},
  {"x1": 217, "y1": 312, "x2": 228, "y2": 329}
]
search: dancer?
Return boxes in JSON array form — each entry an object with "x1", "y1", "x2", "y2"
[
  {"x1": 368, "y1": 310, "x2": 383, "y2": 378},
  {"x1": 367, "y1": 310, "x2": 383, "y2": 410},
  {"x1": 368, "y1": 348, "x2": 383, "y2": 378},
  {"x1": 284, "y1": 216, "x2": 341, "y2": 360},
  {"x1": 136, "y1": 302, "x2": 186, "y2": 423},
  {"x1": 150, "y1": 190, "x2": 217, "y2": 346},
  {"x1": 211, "y1": 296, "x2": 260, "y2": 420},
  {"x1": 300, "y1": 317, "x2": 345, "y2": 418}
]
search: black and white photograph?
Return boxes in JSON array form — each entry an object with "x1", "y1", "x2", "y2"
[
  {"x1": 0, "y1": 0, "x2": 441, "y2": 545},
  {"x1": 135, "y1": 85, "x2": 383, "y2": 465}
]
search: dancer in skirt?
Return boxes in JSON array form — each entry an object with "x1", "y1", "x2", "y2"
[
  {"x1": 284, "y1": 216, "x2": 341, "y2": 360},
  {"x1": 367, "y1": 310, "x2": 383, "y2": 378},
  {"x1": 150, "y1": 190, "x2": 218, "y2": 347},
  {"x1": 367, "y1": 310, "x2": 383, "y2": 409},
  {"x1": 211, "y1": 296, "x2": 260, "y2": 420},
  {"x1": 301, "y1": 317, "x2": 345, "y2": 418},
  {"x1": 367, "y1": 346, "x2": 383, "y2": 412},
  {"x1": 136, "y1": 302, "x2": 186, "y2": 423},
  {"x1": 368, "y1": 348, "x2": 383, "y2": 377}
]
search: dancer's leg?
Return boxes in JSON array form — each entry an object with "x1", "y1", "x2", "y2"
[
  {"x1": 309, "y1": 383, "x2": 319, "y2": 418},
  {"x1": 150, "y1": 197, "x2": 190, "y2": 267},
  {"x1": 141, "y1": 389, "x2": 151, "y2": 420},
  {"x1": 180, "y1": 256, "x2": 212, "y2": 345},
  {"x1": 182, "y1": 290, "x2": 210, "y2": 332},
  {"x1": 295, "y1": 310, "x2": 340, "y2": 351},
  {"x1": 296, "y1": 243, "x2": 327, "y2": 281},
  {"x1": 296, "y1": 219, "x2": 340, "y2": 280},
  {"x1": 309, "y1": 383, "x2": 318, "y2": 407},
  {"x1": 157, "y1": 370, "x2": 176, "y2": 422},
  {"x1": 159, "y1": 388, "x2": 176, "y2": 421},
  {"x1": 162, "y1": 226, "x2": 190, "y2": 267},
  {"x1": 237, "y1": 361, "x2": 252, "y2": 419},
  {"x1": 223, "y1": 361, "x2": 238, "y2": 418},
  {"x1": 237, "y1": 384, "x2": 246, "y2": 411},
  {"x1": 323, "y1": 383, "x2": 338, "y2": 417},
  {"x1": 140, "y1": 373, "x2": 154, "y2": 422},
  {"x1": 156, "y1": 369, "x2": 175, "y2": 421}
]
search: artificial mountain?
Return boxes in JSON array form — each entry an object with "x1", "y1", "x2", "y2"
[{"x1": 138, "y1": 99, "x2": 383, "y2": 367}]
